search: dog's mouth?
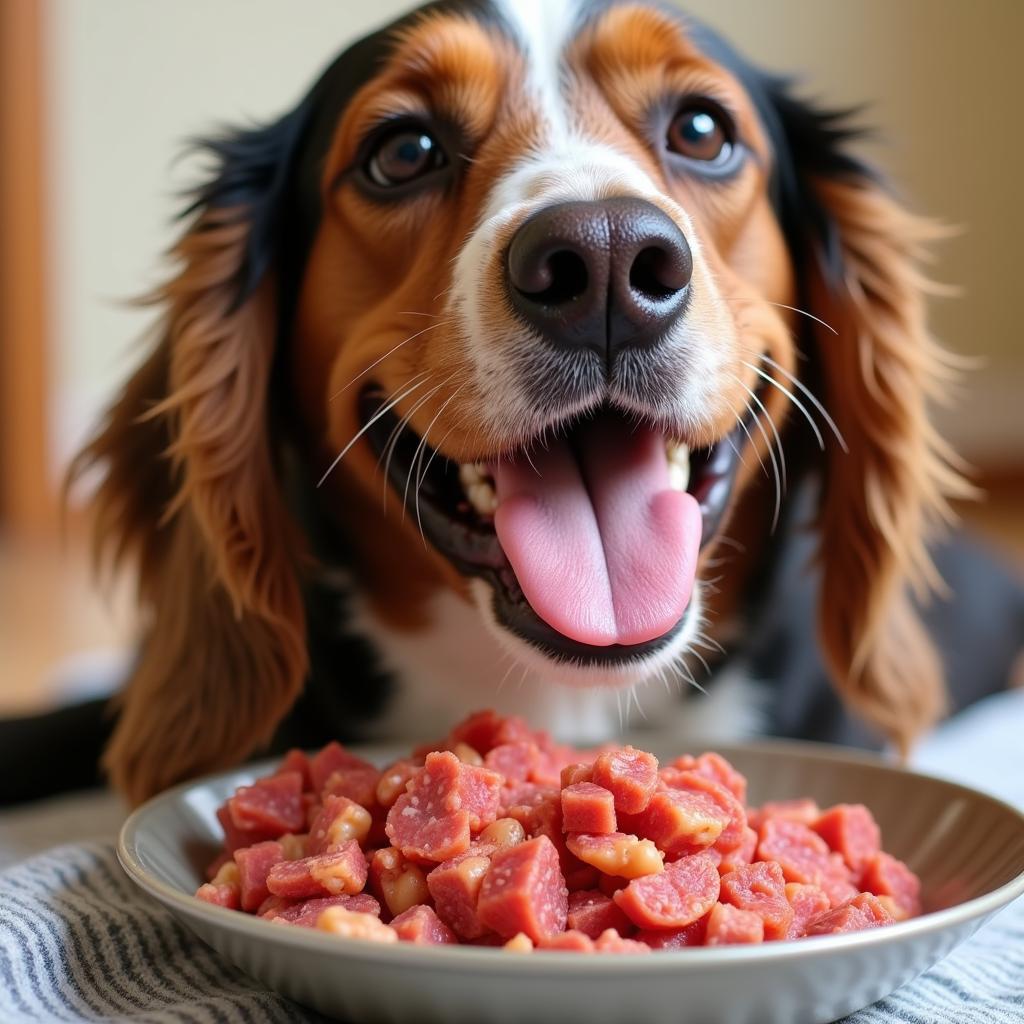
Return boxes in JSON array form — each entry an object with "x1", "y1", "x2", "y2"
[{"x1": 359, "y1": 389, "x2": 753, "y2": 665}]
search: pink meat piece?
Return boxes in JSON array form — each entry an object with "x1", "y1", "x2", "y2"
[
  {"x1": 566, "y1": 890, "x2": 633, "y2": 939},
  {"x1": 620, "y1": 786, "x2": 730, "y2": 856},
  {"x1": 477, "y1": 836, "x2": 568, "y2": 943},
  {"x1": 531, "y1": 739, "x2": 583, "y2": 787},
  {"x1": 385, "y1": 751, "x2": 502, "y2": 863},
  {"x1": 266, "y1": 841, "x2": 368, "y2": 899},
  {"x1": 784, "y1": 883, "x2": 832, "y2": 938},
  {"x1": 718, "y1": 861, "x2": 793, "y2": 940},
  {"x1": 235, "y1": 840, "x2": 285, "y2": 912},
  {"x1": 564, "y1": 864, "x2": 601, "y2": 893},
  {"x1": 591, "y1": 747, "x2": 659, "y2": 814},
  {"x1": 561, "y1": 783, "x2": 617, "y2": 835},
  {"x1": 659, "y1": 769, "x2": 747, "y2": 851},
  {"x1": 227, "y1": 772, "x2": 305, "y2": 837},
  {"x1": 307, "y1": 794, "x2": 369, "y2": 855},
  {"x1": 391, "y1": 905, "x2": 459, "y2": 945},
  {"x1": 256, "y1": 894, "x2": 297, "y2": 919},
  {"x1": 748, "y1": 798, "x2": 820, "y2": 832},
  {"x1": 310, "y1": 742, "x2": 377, "y2": 796},
  {"x1": 427, "y1": 847, "x2": 495, "y2": 940},
  {"x1": 539, "y1": 930, "x2": 596, "y2": 952},
  {"x1": 804, "y1": 892, "x2": 894, "y2": 936},
  {"x1": 613, "y1": 852, "x2": 719, "y2": 929},
  {"x1": 812, "y1": 804, "x2": 882, "y2": 874},
  {"x1": 323, "y1": 766, "x2": 381, "y2": 810},
  {"x1": 860, "y1": 852, "x2": 922, "y2": 919},
  {"x1": 485, "y1": 742, "x2": 539, "y2": 783},
  {"x1": 636, "y1": 916, "x2": 708, "y2": 949},
  {"x1": 691, "y1": 752, "x2": 748, "y2": 804},
  {"x1": 505, "y1": 788, "x2": 582, "y2": 877},
  {"x1": 445, "y1": 710, "x2": 507, "y2": 754},
  {"x1": 492, "y1": 715, "x2": 534, "y2": 748},
  {"x1": 272, "y1": 893, "x2": 381, "y2": 928},
  {"x1": 718, "y1": 826, "x2": 758, "y2": 875},
  {"x1": 276, "y1": 749, "x2": 313, "y2": 791},
  {"x1": 757, "y1": 817, "x2": 857, "y2": 903},
  {"x1": 560, "y1": 763, "x2": 594, "y2": 788},
  {"x1": 592, "y1": 929, "x2": 650, "y2": 954},
  {"x1": 704, "y1": 903, "x2": 765, "y2": 945},
  {"x1": 195, "y1": 882, "x2": 240, "y2": 910}
]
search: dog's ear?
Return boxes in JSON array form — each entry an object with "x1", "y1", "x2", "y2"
[
  {"x1": 71, "y1": 111, "x2": 313, "y2": 803},
  {"x1": 769, "y1": 86, "x2": 973, "y2": 753}
]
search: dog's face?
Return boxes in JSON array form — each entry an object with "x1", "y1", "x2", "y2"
[
  {"x1": 294, "y1": 0, "x2": 796, "y2": 683},
  {"x1": 80, "y1": 0, "x2": 963, "y2": 802}
]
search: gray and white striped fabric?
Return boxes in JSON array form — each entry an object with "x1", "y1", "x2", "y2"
[{"x1": 1, "y1": 690, "x2": 1023, "y2": 1023}]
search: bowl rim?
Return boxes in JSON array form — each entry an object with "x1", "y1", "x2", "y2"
[{"x1": 118, "y1": 736, "x2": 1024, "y2": 974}]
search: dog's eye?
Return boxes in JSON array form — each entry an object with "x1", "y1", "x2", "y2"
[
  {"x1": 667, "y1": 104, "x2": 733, "y2": 164},
  {"x1": 366, "y1": 127, "x2": 447, "y2": 188}
]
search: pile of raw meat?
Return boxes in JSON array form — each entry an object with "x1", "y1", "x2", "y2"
[{"x1": 196, "y1": 711, "x2": 920, "y2": 952}]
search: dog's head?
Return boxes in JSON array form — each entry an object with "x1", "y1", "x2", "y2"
[{"x1": 78, "y1": 0, "x2": 966, "y2": 802}]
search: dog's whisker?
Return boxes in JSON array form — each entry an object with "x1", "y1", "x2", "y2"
[
  {"x1": 400, "y1": 371, "x2": 461, "y2": 522},
  {"x1": 733, "y1": 376, "x2": 785, "y2": 532},
  {"x1": 691, "y1": 630, "x2": 726, "y2": 656},
  {"x1": 317, "y1": 372, "x2": 432, "y2": 488},
  {"x1": 412, "y1": 380, "x2": 469, "y2": 544},
  {"x1": 676, "y1": 658, "x2": 709, "y2": 697},
  {"x1": 495, "y1": 655, "x2": 517, "y2": 694},
  {"x1": 716, "y1": 535, "x2": 746, "y2": 553},
  {"x1": 330, "y1": 322, "x2": 447, "y2": 400},
  {"x1": 737, "y1": 378, "x2": 788, "y2": 493},
  {"x1": 757, "y1": 354, "x2": 849, "y2": 453},
  {"x1": 728, "y1": 398, "x2": 769, "y2": 481},
  {"x1": 379, "y1": 384, "x2": 445, "y2": 510},
  {"x1": 719, "y1": 294, "x2": 839, "y2": 337},
  {"x1": 742, "y1": 360, "x2": 827, "y2": 452},
  {"x1": 766, "y1": 301, "x2": 839, "y2": 336},
  {"x1": 688, "y1": 646, "x2": 712, "y2": 678},
  {"x1": 634, "y1": 684, "x2": 649, "y2": 722},
  {"x1": 741, "y1": 392, "x2": 782, "y2": 530}
]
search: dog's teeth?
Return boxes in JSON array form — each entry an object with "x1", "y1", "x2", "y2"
[
  {"x1": 666, "y1": 441, "x2": 691, "y2": 492},
  {"x1": 467, "y1": 481, "x2": 498, "y2": 517},
  {"x1": 458, "y1": 462, "x2": 486, "y2": 487}
]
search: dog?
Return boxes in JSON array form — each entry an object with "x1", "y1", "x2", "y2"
[{"x1": 18, "y1": 0, "x2": 1016, "y2": 807}]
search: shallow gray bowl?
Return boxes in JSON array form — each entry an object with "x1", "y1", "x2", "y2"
[{"x1": 118, "y1": 739, "x2": 1024, "y2": 1024}]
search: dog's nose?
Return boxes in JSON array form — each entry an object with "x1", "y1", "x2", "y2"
[{"x1": 506, "y1": 197, "x2": 692, "y2": 360}]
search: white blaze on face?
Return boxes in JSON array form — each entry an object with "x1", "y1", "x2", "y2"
[{"x1": 450, "y1": 0, "x2": 735, "y2": 437}]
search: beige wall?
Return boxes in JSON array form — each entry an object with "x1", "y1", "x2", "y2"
[{"x1": 47, "y1": 0, "x2": 1023, "y2": 476}]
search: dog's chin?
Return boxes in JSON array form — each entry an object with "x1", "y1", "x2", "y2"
[{"x1": 468, "y1": 577, "x2": 703, "y2": 689}]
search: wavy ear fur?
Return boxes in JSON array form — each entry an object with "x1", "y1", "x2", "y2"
[
  {"x1": 771, "y1": 85, "x2": 973, "y2": 752},
  {"x1": 71, "y1": 113, "x2": 311, "y2": 804}
]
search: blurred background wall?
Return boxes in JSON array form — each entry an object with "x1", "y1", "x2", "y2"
[{"x1": 1, "y1": 0, "x2": 1021, "y2": 712}]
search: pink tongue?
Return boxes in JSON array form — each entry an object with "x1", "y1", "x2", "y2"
[{"x1": 492, "y1": 416, "x2": 701, "y2": 647}]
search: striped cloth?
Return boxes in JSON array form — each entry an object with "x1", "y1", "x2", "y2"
[{"x1": 1, "y1": 691, "x2": 1023, "y2": 1023}]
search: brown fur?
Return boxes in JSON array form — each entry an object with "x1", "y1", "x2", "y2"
[
  {"x1": 74, "y1": 7, "x2": 966, "y2": 802},
  {"x1": 808, "y1": 179, "x2": 971, "y2": 751},
  {"x1": 71, "y1": 209, "x2": 308, "y2": 804}
]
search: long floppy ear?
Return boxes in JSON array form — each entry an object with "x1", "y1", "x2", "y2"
[
  {"x1": 71, "y1": 112, "x2": 312, "y2": 803},
  {"x1": 772, "y1": 88, "x2": 974, "y2": 752}
]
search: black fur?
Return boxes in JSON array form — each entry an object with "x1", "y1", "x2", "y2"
[{"x1": 2, "y1": 2, "x2": 1018, "y2": 805}]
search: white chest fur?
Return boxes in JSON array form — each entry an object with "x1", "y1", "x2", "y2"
[{"x1": 349, "y1": 587, "x2": 766, "y2": 748}]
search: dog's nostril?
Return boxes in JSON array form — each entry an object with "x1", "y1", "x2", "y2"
[
  {"x1": 517, "y1": 249, "x2": 589, "y2": 306},
  {"x1": 629, "y1": 246, "x2": 690, "y2": 302}
]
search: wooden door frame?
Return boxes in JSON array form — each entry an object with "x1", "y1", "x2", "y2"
[{"x1": 0, "y1": 0, "x2": 56, "y2": 538}]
